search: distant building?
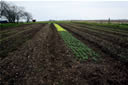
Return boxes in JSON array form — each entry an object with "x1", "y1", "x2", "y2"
[
  {"x1": 0, "y1": 20, "x2": 8, "y2": 23},
  {"x1": 32, "y1": 19, "x2": 36, "y2": 22},
  {"x1": 0, "y1": 16, "x2": 8, "y2": 23},
  {"x1": 49, "y1": 20, "x2": 55, "y2": 21}
]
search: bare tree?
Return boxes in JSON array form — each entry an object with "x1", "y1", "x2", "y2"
[
  {"x1": 108, "y1": 18, "x2": 111, "y2": 24},
  {"x1": 1, "y1": 1, "x2": 16, "y2": 23},
  {"x1": 15, "y1": 7, "x2": 25, "y2": 23},
  {"x1": 23, "y1": 12, "x2": 32, "y2": 23},
  {"x1": 0, "y1": 1, "x2": 32, "y2": 23}
]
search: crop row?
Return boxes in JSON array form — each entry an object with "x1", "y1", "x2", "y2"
[
  {"x1": 73, "y1": 21, "x2": 128, "y2": 32},
  {"x1": 72, "y1": 23, "x2": 128, "y2": 37},
  {"x1": 54, "y1": 24, "x2": 100, "y2": 61},
  {"x1": 60, "y1": 24, "x2": 128, "y2": 63},
  {"x1": 65, "y1": 23, "x2": 128, "y2": 48}
]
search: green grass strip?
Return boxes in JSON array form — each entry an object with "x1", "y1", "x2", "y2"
[
  {"x1": 0, "y1": 23, "x2": 23, "y2": 29},
  {"x1": 54, "y1": 23, "x2": 100, "y2": 62}
]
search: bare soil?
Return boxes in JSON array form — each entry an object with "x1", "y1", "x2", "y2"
[
  {"x1": 0, "y1": 24, "x2": 128, "y2": 85},
  {"x1": 66, "y1": 23, "x2": 128, "y2": 48},
  {"x1": 0, "y1": 24, "x2": 45, "y2": 59}
]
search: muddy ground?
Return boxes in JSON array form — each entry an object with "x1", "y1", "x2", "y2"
[{"x1": 0, "y1": 23, "x2": 128, "y2": 85}]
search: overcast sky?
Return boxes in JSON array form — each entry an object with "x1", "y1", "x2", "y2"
[{"x1": 4, "y1": 0, "x2": 128, "y2": 21}]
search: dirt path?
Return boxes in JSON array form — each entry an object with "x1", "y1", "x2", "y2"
[
  {"x1": 0, "y1": 24, "x2": 128, "y2": 85},
  {"x1": 0, "y1": 24, "x2": 78, "y2": 85}
]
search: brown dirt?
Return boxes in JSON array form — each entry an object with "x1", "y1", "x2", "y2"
[
  {"x1": 73, "y1": 23, "x2": 128, "y2": 37},
  {"x1": 0, "y1": 24, "x2": 45, "y2": 59},
  {"x1": 0, "y1": 24, "x2": 128, "y2": 85},
  {"x1": 0, "y1": 24, "x2": 44, "y2": 39},
  {"x1": 65, "y1": 23, "x2": 128, "y2": 48},
  {"x1": 0, "y1": 24, "x2": 76, "y2": 85}
]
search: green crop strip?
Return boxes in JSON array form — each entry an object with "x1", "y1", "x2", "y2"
[{"x1": 54, "y1": 23, "x2": 100, "y2": 62}]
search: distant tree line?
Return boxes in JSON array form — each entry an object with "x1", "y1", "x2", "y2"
[{"x1": 0, "y1": 1, "x2": 32, "y2": 23}]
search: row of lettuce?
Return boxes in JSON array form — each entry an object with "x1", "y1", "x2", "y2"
[{"x1": 54, "y1": 24, "x2": 100, "y2": 62}]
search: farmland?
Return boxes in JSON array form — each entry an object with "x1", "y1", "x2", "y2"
[{"x1": 0, "y1": 22, "x2": 128, "y2": 85}]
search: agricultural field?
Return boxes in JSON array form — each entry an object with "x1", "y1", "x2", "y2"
[{"x1": 0, "y1": 22, "x2": 128, "y2": 85}]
